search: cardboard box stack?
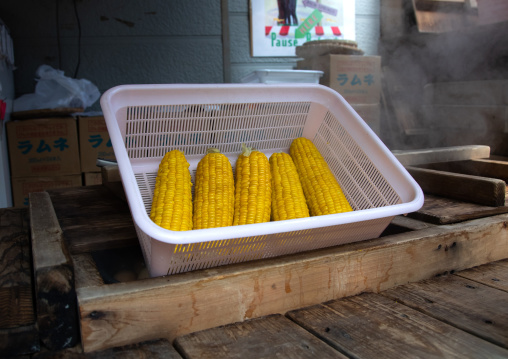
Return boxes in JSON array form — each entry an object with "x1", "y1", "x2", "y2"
[
  {"x1": 7, "y1": 117, "x2": 82, "y2": 207},
  {"x1": 6, "y1": 113, "x2": 116, "y2": 206},
  {"x1": 78, "y1": 115, "x2": 116, "y2": 185},
  {"x1": 296, "y1": 40, "x2": 382, "y2": 135}
]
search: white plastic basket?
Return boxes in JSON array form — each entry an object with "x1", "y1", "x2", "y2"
[{"x1": 101, "y1": 84, "x2": 423, "y2": 277}]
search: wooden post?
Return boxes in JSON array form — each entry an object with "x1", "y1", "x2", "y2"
[
  {"x1": 0, "y1": 208, "x2": 40, "y2": 356},
  {"x1": 30, "y1": 192, "x2": 79, "y2": 350}
]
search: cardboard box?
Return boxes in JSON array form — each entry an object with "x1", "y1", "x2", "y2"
[
  {"x1": 11, "y1": 175, "x2": 82, "y2": 207},
  {"x1": 83, "y1": 172, "x2": 102, "y2": 186},
  {"x1": 297, "y1": 55, "x2": 381, "y2": 104},
  {"x1": 7, "y1": 117, "x2": 81, "y2": 178},
  {"x1": 78, "y1": 116, "x2": 116, "y2": 172},
  {"x1": 351, "y1": 103, "x2": 381, "y2": 135}
]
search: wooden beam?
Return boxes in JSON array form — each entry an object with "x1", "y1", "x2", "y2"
[
  {"x1": 422, "y1": 158, "x2": 508, "y2": 182},
  {"x1": 406, "y1": 166, "x2": 506, "y2": 207},
  {"x1": 30, "y1": 192, "x2": 80, "y2": 350},
  {"x1": 77, "y1": 214, "x2": 508, "y2": 352}
]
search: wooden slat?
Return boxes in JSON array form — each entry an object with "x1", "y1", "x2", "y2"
[
  {"x1": 456, "y1": 259, "x2": 508, "y2": 292},
  {"x1": 30, "y1": 192, "x2": 79, "y2": 350},
  {"x1": 47, "y1": 185, "x2": 137, "y2": 253},
  {"x1": 406, "y1": 166, "x2": 506, "y2": 207},
  {"x1": 392, "y1": 145, "x2": 490, "y2": 167},
  {"x1": 422, "y1": 158, "x2": 508, "y2": 182},
  {"x1": 174, "y1": 314, "x2": 345, "y2": 359},
  {"x1": 77, "y1": 214, "x2": 508, "y2": 352},
  {"x1": 382, "y1": 275, "x2": 508, "y2": 348},
  {"x1": 287, "y1": 293, "x2": 508, "y2": 359},
  {"x1": 408, "y1": 194, "x2": 508, "y2": 224},
  {"x1": 0, "y1": 208, "x2": 40, "y2": 356}
]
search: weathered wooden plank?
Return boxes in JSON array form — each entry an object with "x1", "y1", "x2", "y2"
[
  {"x1": 47, "y1": 185, "x2": 137, "y2": 253},
  {"x1": 456, "y1": 259, "x2": 508, "y2": 292},
  {"x1": 30, "y1": 192, "x2": 79, "y2": 350},
  {"x1": 31, "y1": 338, "x2": 181, "y2": 359},
  {"x1": 77, "y1": 214, "x2": 508, "y2": 352},
  {"x1": 392, "y1": 145, "x2": 490, "y2": 167},
  {"x1": 421, "y1": 158, "x2": 508, "y2": 182},
  {"x1": 287, "y1": 293, "x2": 508, "y2": 359},
  {"x1": 406, "y1": 166, "x2": 506, "y2": 207},
  {"x1": 408, "y1": 194, "x2": 508, "y2": 224},
  {"x1": 72, "y1": 253, "x2": 105, "y2": 289},
  {"x1": 0, "y1": 208, "x2": 40, "y2": 356},
  {"x1": 174, "y1": 314, "x2": 345, "y2": 359},
  {"x1": 382, "y1": 274, "x2": 508, "y2": 348}
]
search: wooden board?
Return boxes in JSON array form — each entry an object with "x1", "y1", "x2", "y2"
[
  {"x1": 406, "y1": 166, "x2": 506, "y2": 207},
  {"x1": 456, "y1": 259, "x2": 508, "y2": 291},
  {"x1": 408, "y1": 194, "x2": 508, "y2": 224},
  {"x1": 287, "y1": 292, "x2": 508, "y2": 358},
  {"x1": 46, "y1": 185, "x2": 137, "y2": 254},
  {"x1": 29, "y1": 192, "x2": 79, "y2": 350},
  {"x1": 382, "y1": 274, "x2": 508, "y2": 348},
  {"x1": 421, "y1": 158, "x2": 508, "y2": 182},
  {"x1": 174, "y1": 314, "x2": 346, "y2": 359},
  {"x1": 0, "y1": 208, "x2": 40, "y2": 356},
  {"x1": 75, "y1": 213, "x2": 508, "y2": 352}
]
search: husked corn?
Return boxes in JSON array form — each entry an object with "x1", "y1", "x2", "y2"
[
  {"x1": 290, "y1": 137, "x2": 352, "y2": 216},
  {"x1": 150, "y1": 149, "x2": 193, "y2": 231},
  {"x1": 193, "y1": 148, "x2": 235, "y2": 229},
  {"x1": 233, "y1": 145, "x2": 271, "y2": 225},
  {"x1": 269, "y1": 152, "x2": 309, "y2": 221}
]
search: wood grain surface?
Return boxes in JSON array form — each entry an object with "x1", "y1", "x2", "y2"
[
  {"x1": 174, "y1": 314, "x2": 345, "y2": 359},
  {"x1": 287, "y1": 292, "x2": 508, "y2": 359},
  {"x1": 0, "y1": 208, "x2": 40, "y2": 356},
  {"x1": 382, "y1": 274, "x2": 508, "y2": 348}
]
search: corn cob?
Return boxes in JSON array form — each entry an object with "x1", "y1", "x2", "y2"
[
  {"x1": 290, "y1": 137, "x2": 353, "y2": 216},
  {"x1": 150, "y1": 149, "x2": 193, "y2": 231},
  {"x1": 233, "y1": 145, "x2": 271, "y2": 225},
  {"x1": 269, "y1": 152, "x2": 310, "y2": 221},
  {"x1": 193, "y1": 148, "x2": 235, "y2": 229}
]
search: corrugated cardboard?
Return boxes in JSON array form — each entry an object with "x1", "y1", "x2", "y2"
[
  {"x1": 297, "y1": 54, "x2": 381, "y2": 104},
  {"x1": 78, "y1": 116, "x2": 116, "y2": 173},
  {"x1": 11, "y1": 174, "x2": 82, "y2": 207},
  {"x1": 7, "y1": 117, "x2": 81, "y2": 178}
]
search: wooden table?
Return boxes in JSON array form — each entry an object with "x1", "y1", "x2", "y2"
[{"x1": 3, "y1": 149, "x2": 508, "y2": 357}]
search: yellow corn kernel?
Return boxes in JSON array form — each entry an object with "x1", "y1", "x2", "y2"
[
  {"x1": 150, "y1": 149, "x2": 193, "y2": 231},
  {"x1": 193, "y1": 148, "x2": 235, "y2": 229},
  {"x1": 233, "y1": 145, "x2": 271, "y2": 225},
  {"x1": 269, "y1": 152, "x2": 310, "y2": 221},
  {"x1": 290, "y1": 137, "x2": 353, "y2": 216}
]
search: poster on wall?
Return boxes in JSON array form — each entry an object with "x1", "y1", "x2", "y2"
[{"x1": 250, "y1": 0, "x2": 355, "y2": 57}]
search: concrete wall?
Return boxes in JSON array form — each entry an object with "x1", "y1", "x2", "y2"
[{"x1": 1, "y1": 0, "x2": 379, "y2": 101}]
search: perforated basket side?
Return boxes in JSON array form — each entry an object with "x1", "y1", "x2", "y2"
[{"x1": 145, "y1": 216, "x2": 392, "y2": 277}]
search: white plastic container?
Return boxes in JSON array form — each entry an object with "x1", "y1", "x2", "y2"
[
  {"x1": 101, "y1": 83, "x2": 423, "y2": 277},
  {"x1": 240, "y1": 69, "x2": 323, "y2": 84}
]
